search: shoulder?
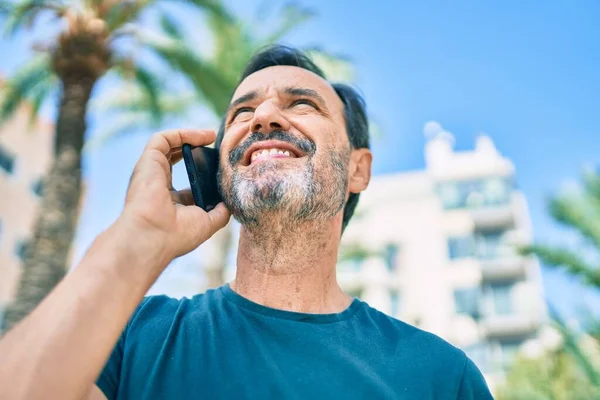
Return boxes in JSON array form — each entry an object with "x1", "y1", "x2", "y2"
[
  {"x1": 125, "y1": 287, "x2": 223, "y2": 337},
  {"x1": 358, "y1": 303, "x2": 492, "y2": 397},
  {"x1": 358, "y1": 302, "x2": 467, "y2": 367}
]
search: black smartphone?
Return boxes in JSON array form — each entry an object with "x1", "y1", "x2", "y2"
[{"x1": 182, "y1": 144, "x2": 221, "y2": 211}]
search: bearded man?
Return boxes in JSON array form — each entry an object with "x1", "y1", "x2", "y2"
[{"x1": 0, "y1": 45, "x2": 493, "y2": 400}]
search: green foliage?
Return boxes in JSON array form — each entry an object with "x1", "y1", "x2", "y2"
[
  {"x1": 496, "y1": 348, "x2": 600, "y2": 400},
  {"x1": 509, "y1": 169, "x2": 600, "y2": 398},
  {"x1": 497, "y1": 312, "x2": 600, "y2": 400},
  {"x1": 0, "y1": 54, "x2": 54, "y2": 125},
  {"x1": 2, "y1": 0, "x2": 66, "y2": 36},
  {"x1": 521, "y1": 170, "x2": 600, "y2": 289}
]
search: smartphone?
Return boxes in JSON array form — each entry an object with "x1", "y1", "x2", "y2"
[{"x1": 182, "y1": 144, "x2": 221, "y2": 211}]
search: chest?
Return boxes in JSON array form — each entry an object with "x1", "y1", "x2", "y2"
[{"x1": 118, "y1": 318, "x2": 438, "y2": 399}]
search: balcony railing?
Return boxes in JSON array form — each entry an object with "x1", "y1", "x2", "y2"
[
  {"x1": 469, "y1": 205, "x2": 514, "y2": 229},
  {"x1": 480, "y1": 256, "x2": 526, "y2": 281},
  {"x1": 481, "y1": 314, "x2": 540, "y2": 338}
]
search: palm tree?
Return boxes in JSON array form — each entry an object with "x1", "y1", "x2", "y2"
[
  {"x1": 0, "y1": 0, "x2": 232, "y2": 331},
  {"x1": 520, "y1": 169, "x2": 600, "y2": 289},
  {"x1": 500, "y1": 169, "x2": 600, "y2": 399},
  {"x1": 86, "y1": 3, "x2": 358, "y2": 290}
]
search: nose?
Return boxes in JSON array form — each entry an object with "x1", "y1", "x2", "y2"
[{"x1": 250, "y1": 101, "x2": 291, "y2": 134}]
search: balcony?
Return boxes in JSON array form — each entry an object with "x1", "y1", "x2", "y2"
[
  {"x1": 482, "y1": 314, "x2": 540, "y2": 338},
  {"x1": 469, "y1": 206, "x2": 514, "y2": 229},
  {"x1": 480, "y1": 256, "x2": 526, "y2": 281}
]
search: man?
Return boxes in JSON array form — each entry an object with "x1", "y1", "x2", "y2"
[{"x1": 0, "y1": 45, "x2": 493, "y2": 399}]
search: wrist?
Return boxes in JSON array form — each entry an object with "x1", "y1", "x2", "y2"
[{"x1": 96, "y1": 216, "x2": 173, "y2": 286}]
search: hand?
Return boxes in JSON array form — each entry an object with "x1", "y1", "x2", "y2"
[{"x1": 119, "y1": 129, "x2": 231, "y2": 264}]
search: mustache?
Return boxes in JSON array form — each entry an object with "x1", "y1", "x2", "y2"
[{"x1": 228, "y1": 130, "x2": 316, "y2": 165}]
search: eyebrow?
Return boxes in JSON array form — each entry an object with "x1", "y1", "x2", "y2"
[
  {"x1": 284, "y1": 87, "x2": 327, "y2": 108},
  {"x1": 227, "y1": 91, "x2": 258, "y2": 114},
  {"x1": 226, "y1": 86, "x2": 328, "y2": 117}
]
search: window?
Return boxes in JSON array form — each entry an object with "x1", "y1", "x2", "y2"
[
  {"x1": 448, "y1": 236, "x2": 476, "y2": 260},
  {"x1": 15, "y1": 240, "x2": 28, "y2": 261},
  {"x1": 384, "y1": 243, "x2": 399, "y2": 272},
  {"x1": 486, "y1": 282, "x2": 513, "y2": 315},
  {"x1": 454, "y1": 288, "x2": 481, "y2": 319},
  {"x1": 0, "y1": 144, "x2": 15, "y2": 175},
  {"x1": 32, "y1": 177, "x2": 44, "y2": 196},
  {"x1": 437, "y1": 177, "x2": 512, "y2": 210},
  {"x1": 476, "y1": 230, "x2": 504, "y2": 259}
]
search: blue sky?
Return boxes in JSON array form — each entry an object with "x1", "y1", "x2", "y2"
[{"x1": 1, "y1": 0, "x2": 599, "y2": 318}]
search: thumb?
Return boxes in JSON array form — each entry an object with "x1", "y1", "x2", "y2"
[
  {"x1": 206, "y1": 202, "x2": 232, "y2": 233},
  {"x1": 177, "y1": 202, "x2": 231, "y2": 246}
]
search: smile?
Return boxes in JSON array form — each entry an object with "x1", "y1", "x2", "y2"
[
  {"x1": 243, "y1": 140, "x2": 305, "y2": 166},
  {"x1": 250, "y1": 148, "x2": 296, "y2": 164}
]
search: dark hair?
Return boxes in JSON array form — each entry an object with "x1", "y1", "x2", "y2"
[{"x1": 215, "y1": 45, "x2": 370, "y2": 233}]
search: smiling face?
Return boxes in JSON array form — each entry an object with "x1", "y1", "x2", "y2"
[{"x1": 217, "y1": 66, "x2": 352, "y2": 227}]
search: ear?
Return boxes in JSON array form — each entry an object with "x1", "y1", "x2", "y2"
[{"x1": 348, "y1": 148, "x2": 372, "y2": 194}]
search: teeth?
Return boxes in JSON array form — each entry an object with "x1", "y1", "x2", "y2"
[{"x1": 250, "y1": 148, "x2": 295, "y2": 163}]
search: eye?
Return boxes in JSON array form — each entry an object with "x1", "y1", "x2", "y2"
[
  {"x1": 291, "y1": 99, "x2": 318, "y2": 109},
  {"x1": 231, "y1": 107, "x2": 254, "y2": 122}
]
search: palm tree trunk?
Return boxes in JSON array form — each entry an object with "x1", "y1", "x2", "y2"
[{"x1": 2, "y1": 76, "x2": 95, "y2": 332}]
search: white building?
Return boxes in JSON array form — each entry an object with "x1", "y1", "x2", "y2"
[
  {"x1": 340, "y1": 122, "x2": 548, "y2": 390},
  {"x1": 0, "y1": 91, "x2": 55, "y2": 330}
]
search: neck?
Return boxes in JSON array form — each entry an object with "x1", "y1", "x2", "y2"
[{"x1": 230, "y1": 216, "x2": 352, "y2": 314}]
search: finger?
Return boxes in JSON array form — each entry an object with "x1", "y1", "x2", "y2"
[
  {"x1": 206, "y1": 202, "x2": 231, "y2": 232},
  {"x1": 171, "y1": 189, "x2": 195, "y2": 206},
  {"x1": 170, "y1": 149, "x2": 184, "y2": 165},
  {"x1": 145, "y1": 129, "x2": 216, "y2": 157}
]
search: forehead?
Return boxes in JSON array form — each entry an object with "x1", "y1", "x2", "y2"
[{"x1": 232, "y1": 66, "x2": 342, "y2": 107}]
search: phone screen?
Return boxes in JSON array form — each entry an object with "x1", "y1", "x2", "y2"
[{"x1": 182, "y1": 144, "x2": 221, "y2": 211}]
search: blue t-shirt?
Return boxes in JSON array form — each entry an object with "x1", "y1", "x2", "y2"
[{"x1": 97, "y1": 284, "x2": 493, "y2": 399}]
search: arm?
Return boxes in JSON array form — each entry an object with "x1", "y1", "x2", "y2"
[{"x1": 0, "y1": 129, "x2": 230, "y2": 400}]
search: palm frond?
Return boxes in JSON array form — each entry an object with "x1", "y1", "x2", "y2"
[
  {"x1": 86, "y1": 88, "x2": 196, "y2": 151},
  {"x1": 159, "y1": 11, "x2": 184, "y2": 40},
  {"x1": 83, "y1": 112, "x2": 151, "y2": 153},
  {"x1": 104, "y1": 0, "x2": 151, "y2": 33},
  {"x1": 26, "y1": 72, "x2": 56, "y2": 128},
  {"x1": 305, "y1": 48, "x2": 355, "y2": 83},
  {"x1": 113, "y1": 58, "x2": 163, "y2": 124},
  {"x1": 263, "y1": 3, "x2": 315, "y2": 44},
  {"x1": 3, "y1": 0, "x2": 66, "y2": 36},
  {"x1": 131, "y1": 66, "x2": 162, "y2": 123},
  {"x1": 549, "y1": 194, "x2": 600, "y2": 251},
  {"x1": 520, "y1": 244, "x2": 600, "y2": 288},
  {"x1": 171, "y1": 0, "x2": 232, "y2": 22},
  {"x1": 207, "y1": 11, "x2": 251, "y2": 86},
  {"x1": 90, "y1": 87, "x2": 195, "y2": 114},
  {"x1": 0, "y1": 0, "x2": 12, "y2": 15},
  {"x1": 550, "y1": 305, "x2": 600, "y2": 387},
  {"x1": 0, "y1": 55, "x2": 54, "y2": 125},
  {"x1": 138, "y1": 29, "x2": 231, "y2": 115},
  {"x1": 583, "y1": 171, "x2": 600, "y2": 216}
]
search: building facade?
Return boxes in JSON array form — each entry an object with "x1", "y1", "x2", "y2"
[
  {"x1": 339, "y1": 125, "x2": 548, "y2": 390},
  {"x1": 0, "y1": 99, "x2": 54, "y2": 330}
]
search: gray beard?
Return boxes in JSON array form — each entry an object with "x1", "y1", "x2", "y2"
[{"x1": 218, "y1": 150, "x2": 349, "y2": 229}]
